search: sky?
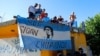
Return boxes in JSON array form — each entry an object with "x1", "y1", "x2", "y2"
[{"x1": 0, "y1": 0, "x2": 100, "y2": 26}]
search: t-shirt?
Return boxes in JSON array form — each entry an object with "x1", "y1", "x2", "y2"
[
  {"x1": 28, "y1": 5, "x2": 36, "y2": 14},
  {"x1": 40, "y1": 12, "x2": 46, "y2": 19}
]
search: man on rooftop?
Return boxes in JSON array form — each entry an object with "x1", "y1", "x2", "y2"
[
  {"x1": 28, "y1": 3, "x2": 38, "y2": 19},
  {"x1": 69, "y1": 12, "x2": 76, "y2": 26}
]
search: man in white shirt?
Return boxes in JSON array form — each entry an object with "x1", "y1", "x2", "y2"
[{"x1": 28, "y1": 3, "x2": 38, "y2": 19}]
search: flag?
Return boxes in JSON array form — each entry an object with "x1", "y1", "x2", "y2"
[{"x1": 17, "y1": 17, "x2": 72, "y2": 50}]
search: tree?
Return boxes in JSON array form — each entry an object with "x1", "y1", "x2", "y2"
[{"x1": 85, "y1": 13, "x2": 100, "y2": 55}]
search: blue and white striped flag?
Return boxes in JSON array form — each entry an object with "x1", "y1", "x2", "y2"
[{"x1": 17, "y1": 17, "x2": 72, "y2": 50}]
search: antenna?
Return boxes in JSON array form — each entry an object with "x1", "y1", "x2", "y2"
[
  {"x1": 0, "y1": 16, "x2": 2, "y2": 23},
  {"x1": 0, "y1": 13, "x2": 6, "y2": 23}
]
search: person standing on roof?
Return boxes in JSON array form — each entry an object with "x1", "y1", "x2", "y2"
[
  {"x1": 35, "y1": 4, "x2": 42, "y2": 15},
  {"x1": 35, "y1": 4, "x2": 42, "y2": 20},
  {"x1": 69, "y1": 12, "x2": 76, "y2": 26},
  {"x1": 28, "y1": 3, "x2": 38, "y2": 19}
]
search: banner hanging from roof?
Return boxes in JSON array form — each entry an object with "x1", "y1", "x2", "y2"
[{"x1": 17, "y1": 17, "x2": 72, "y2": 50}]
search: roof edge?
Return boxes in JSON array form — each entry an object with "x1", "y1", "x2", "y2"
[{"x1": 0, "y1": 19, "x2": 16, "y2": 27}]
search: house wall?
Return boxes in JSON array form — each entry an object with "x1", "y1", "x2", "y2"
[
  {"x1": 0, "y1": 24, "x2": 18, "y2": 38},
  {"x1": 0, "y1": 22, "x2": 87, "y2": 56},
  {"x1": 71, "y1": 32, "x2": 87, "y2": 53}
]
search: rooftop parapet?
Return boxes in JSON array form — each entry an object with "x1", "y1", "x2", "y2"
[
  {"x1": 0, "y1": 19, "x2": 16, "y2": 27},
  {"x1": 71, "y1": 27, "x2": 85, "y2": 33}
]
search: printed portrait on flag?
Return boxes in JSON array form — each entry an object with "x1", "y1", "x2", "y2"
[{"x1": 44, "y1": 26, "x2": 53, "y2": 39}]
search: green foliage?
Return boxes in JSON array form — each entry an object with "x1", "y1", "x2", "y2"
[
  {"x1": 85, "y1": 13, "x2": 100, "y2": 55},
  {"x1": 86, "y1": 14, "x2": 100, "y2": 35}
]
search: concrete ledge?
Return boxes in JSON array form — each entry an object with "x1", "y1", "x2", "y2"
[
  {"x1": 0, "y1": 19, "x2": 16, "y2": 27},
  {"x1": 71, "y1": 27, "x2": 85, "y2": 33}
]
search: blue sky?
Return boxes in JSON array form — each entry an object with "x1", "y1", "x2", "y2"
[{"x1": 0, "y1": 0, "x2": 100, "y2": 26}]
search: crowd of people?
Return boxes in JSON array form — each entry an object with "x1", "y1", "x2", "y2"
[
  {"x1": 28, "y1": 3, "x2": 50, "y2": 21},
  {"x1": 28, "y1": 3, "x2": 76, "y2": 27}
]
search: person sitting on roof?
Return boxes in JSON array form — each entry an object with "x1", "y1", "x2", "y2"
[
  {"x1": 39, "y1": 9, "x2": 46, "y2": 21},
  {"x1": 28, "y1": 3, "x2": 38, "y2": 19},
  {"x1": 51, "y1": 16, "x2": 58, "y2": 23},
  {"x1": 42, "y1": 13, "x2": 50, "y2": 22},
  {"x1": 58, "y1": 16, "x2": 64, "y2": 24},
  {"x1": 35, "y1": 4, "x2": 42, "y2": 20}
]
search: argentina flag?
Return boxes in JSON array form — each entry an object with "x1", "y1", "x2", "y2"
[{"x1": 17, "y1": 17, "x2": 72, "y2": 50}]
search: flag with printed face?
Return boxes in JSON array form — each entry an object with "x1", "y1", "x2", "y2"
[{"x1": 17, "y1": 17, "x2": 72, "y2": 50}]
